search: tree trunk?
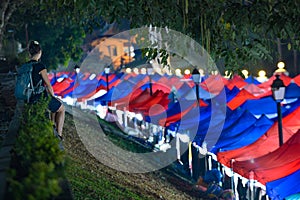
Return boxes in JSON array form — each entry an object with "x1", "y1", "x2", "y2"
[
  {"x1": 0, "y1": 0, "x2": 17, "y2": 55},
  {"x1": 277, "y1": 38, "x2": 282, "y2": 60},
  {"x1": 0, "y1": 0, "x2": 8, "y2": 54},
  {"x1": 294, "y1": 49, "x2": 298, "y2": 76},
  {"x1": 0, "y1": 28, "x2": 3, "y2": 54}
]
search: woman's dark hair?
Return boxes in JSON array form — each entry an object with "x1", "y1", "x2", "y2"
[
  {"x1": 74, "y1": 64, "x2": 80, "y2": 70},
  {"x1": 28, "y1": 40, "x2": 41, "y2": 55}
]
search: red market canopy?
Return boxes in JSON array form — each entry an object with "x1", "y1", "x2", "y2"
[
  {"x1": 217, "y1": 105, "x2": 300, "y2": 167},
  {"x1": 225, "y1": 75, "x2": 248, "y2": 90},
  {"x1": 200, "y1": 74, "x2": 227, "y2": 95},
  {"x1": 231, "y1": 129, "x2": 300, "y2": 184}
]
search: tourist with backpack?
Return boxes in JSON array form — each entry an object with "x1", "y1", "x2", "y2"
[
  {"x1": 15, "y1": 40, "x2": 65, "y2": 140},
  {"x1": 195, "y1": 168, "x2": 236, "y2": 199}
]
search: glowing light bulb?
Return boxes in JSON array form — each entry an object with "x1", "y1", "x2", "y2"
[
  {"x1": 125, "y1": 68, "x2": 132, "y2": 73},
  {"x1": 277, "y1": 61, "x2": 285, "y2": 69},
  {"x1": 140, "y1": 68, "x2": 147, "y2": 74},
  {"x1": 257, "y1": 70, "x2": 268, "y2": 83},
  {"x1": 258, "y1": 70, "x2": 266, "y2": 77},
  {"x1": 242, "y1": 69, "x2": 249, "y2": 78},
  {"x1": 175, "y1": 68, "x2": 182, "y2": 76},
  {"x1": 133, "y1": 67, "x2": 139, "y2": 74},
  {"x1": 184, "y1": 69, "x2": 191, "y2": 75}
]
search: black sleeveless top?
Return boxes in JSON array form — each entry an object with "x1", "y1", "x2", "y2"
[{"x1": 28, "y1": 60, "x2": 47, "y2": 103}]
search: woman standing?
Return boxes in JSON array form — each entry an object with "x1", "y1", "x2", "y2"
[{"x1": 28, "y1": 40, "x2": 65, "y2": 140}]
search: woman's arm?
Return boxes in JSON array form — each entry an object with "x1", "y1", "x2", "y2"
[
  {"x1": 195, "y1": 177, "x2": 208, "y2": 191},
  {"x1": 40, "y1": 69, "x2": 54, "y2": 96}
]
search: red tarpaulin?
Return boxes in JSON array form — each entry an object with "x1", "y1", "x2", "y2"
[
  {"x1": 123, "y1": 73, "x2": 138, "y2": 80},
  {"x1": 242, "y1": 83, "x2": 271, "y2": 97},
  {"x1": 227, "y1": 89, "x2": 259, "y2": 110},
  {"x1": 48, "y1": 73, "x2": 54, "y2": 82},
  {"x1": 168, "y1": 76, "x2": 184, "y2": 89},
  {"x1": 133, "y1": 92, "x2": 170, "y2": 116},
  {"x1": 77, "y1": 78, "x2": 122, "y2": 102},
  {"x1": 98, "y1": 73, "x2": 118, "y2": 82},
  {"x1": 144, "y1": 96, "x2": 170, "y2": 116},
  {"x1": 159, "y1": 102, "x2": 197, "y2": 127},
  {"x1": 52, "y1": 78, "x2": 74, "y2": 96},
  {"x1": 77, "y1": 86, "x2": 104, "y2": 102},
  {"x1": 153, "y1": 76, "x2": 182, "y2": 92},
  {"x1": 226, "y1": 75, "x2": 247, "y2": 90},
  {"x1": 113, "y1": 88, "x2": 144, "y2": 109},
  {"x1": 201, "y1": 74, "x2": 227, "y2": 95},
  {"x1": 294, "y1": 74, "x2": 300, "y2": 86},
  {"x1": 150, "y1": 83, "x2": 171, "y2": 94},
  {"x1": 129, "y1": 89, "x2": 159, "y2": 110},
  {"x1": 114, "y1": 89, "x2": 170, "y2": 117},
  {"x1": 217, "y1": 106, "x2": 300, "y2": 167},
  {"x1": 258, "y1": 74, "x2": 292, "y2": 89},
  {"x1": 231, "y1": 129, "x2": 300, "y2": 184}
]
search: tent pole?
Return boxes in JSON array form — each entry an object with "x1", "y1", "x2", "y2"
[{"x1": 231, "y1": 159, "x2": 235, "y2": 196}]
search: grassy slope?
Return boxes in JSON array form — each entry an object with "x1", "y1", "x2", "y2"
[{"x1": 63, "y1": 112, "x2": 204, "y2": 200}]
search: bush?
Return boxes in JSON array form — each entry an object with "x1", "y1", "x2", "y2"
[{"x1": 7, "y1": 98, "x2": 65, "y2": 200}]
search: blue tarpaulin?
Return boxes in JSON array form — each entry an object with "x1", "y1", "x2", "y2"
[
  {"x1": 182, "y1": 85, "x2": 215, "y2": 100},
  {"x1": 145, "y1": 98, "x2": 195, "y2": 124},
  {"x1": 245, "y1": 76, "x2": 261, "y2": 85},
  {"x1": 92, "y1": 80, "x2": 137, "y2": 106},
  {"x1": 266, "y1": 167, "x2": 300, "y2": 200},
  {"x1": 212, "y1": 115, "x2": 274, "y2": 153},
  {"x1": 241, "y1": 97, "x2": 286, "y2": 115},
  {"x1": 285, "y1": 83, "x2": 300, "y2": 99},
  {"x1": 225, "y1": 86, "x2": 240, "y2": 102},
  {"x1": 72, "y1": 77, "x2": 99, "y2": 98}
]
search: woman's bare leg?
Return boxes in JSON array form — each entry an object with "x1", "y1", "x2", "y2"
[
  {"x1": 55, "y1": 104, "x2": 65, "y2": 137},
  {"x1": 51, "y1": 113, "x2": 56, "y2": 124}
]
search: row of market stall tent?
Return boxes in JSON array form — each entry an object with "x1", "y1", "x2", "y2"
[{"x1": 49, "y1": 71, "x2": 300, "y2": 200}]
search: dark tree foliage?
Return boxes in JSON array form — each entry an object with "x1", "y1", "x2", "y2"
[{"x1": 1, "y1": 0, "x2": 300, "y2": 73}]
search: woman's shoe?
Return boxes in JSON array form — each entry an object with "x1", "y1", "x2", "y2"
[{"x1": 58, "y1": 134, "x2": 64, "y2": 141}]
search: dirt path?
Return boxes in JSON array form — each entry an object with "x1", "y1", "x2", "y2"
[
  {"x1": 0, "y1": 74, "x2": 16, "y2": 141},
  {"x1": 63, "y1": 108, "x2": 208, "y2": 200}
]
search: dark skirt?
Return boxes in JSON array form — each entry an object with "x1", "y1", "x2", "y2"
[
  {"x1": 48, "y1": 96, "x2": 62, "y2": 113},
  {"x1": 30, "y1": 92, "x2": 62, "y2": 113}
]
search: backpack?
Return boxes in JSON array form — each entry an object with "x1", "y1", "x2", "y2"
[
  {"x1": 15, "y1": 62, "x2": 45, "y2": 102},
  {"x1": 206, "y1": 183, "x2": 223, "y2": 198}
]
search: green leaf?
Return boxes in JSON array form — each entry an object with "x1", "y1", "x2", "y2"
[{"x1": 288, "y1": 43, "x2": 292, "y2": 50}]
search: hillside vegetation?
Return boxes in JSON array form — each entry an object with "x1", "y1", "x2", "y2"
[{"x1": 62, "y1": 110, "x2": 206, "y2": 200}]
